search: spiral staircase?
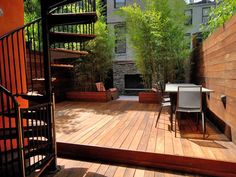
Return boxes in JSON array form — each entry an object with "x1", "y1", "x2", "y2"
[{"x1": 0, "y1": 0, "x2": 97, "y2": 176}]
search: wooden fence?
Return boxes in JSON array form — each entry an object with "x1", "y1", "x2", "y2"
[{"x1": 193, "y1": 14, "x2": 236, "y2": 143}]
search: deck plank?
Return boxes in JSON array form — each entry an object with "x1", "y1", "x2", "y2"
[
  {"x1": 55, "y1": 100, "x2": 236, "y2": 164},
  {"x1": 50, "y1": 158, "x2": 200, "y2": 177}
]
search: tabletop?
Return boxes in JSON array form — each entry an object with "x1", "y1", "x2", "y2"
[{"x1": 165, "y1": 83, "x2": 214, "y2": 93}]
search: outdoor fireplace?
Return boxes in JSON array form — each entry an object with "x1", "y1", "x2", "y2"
[
  {"x1": 124, "y1": 74, "x2": 144, "y2": 95},
  {"x1": 125, "y1": 74, "x2": 144, "y2": 89}
]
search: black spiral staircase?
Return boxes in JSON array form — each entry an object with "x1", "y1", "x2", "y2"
[{"x1": 0, "y1": 0, "x2": 97, "y2": 176}]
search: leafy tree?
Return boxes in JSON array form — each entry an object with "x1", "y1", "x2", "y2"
[
  {"x1": 202, "y1": 0, "x2": 236, "y2": 38},
  {"x1": 74, "y1": 0, "x2": 115, "y2": 90},
  {"x1": 117, "y1": 0, "x2": 190, "y2": 88},
  {"x1": 24, "y1": 0, "x2": 41, "y2": 23}
]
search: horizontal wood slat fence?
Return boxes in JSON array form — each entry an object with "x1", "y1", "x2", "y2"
[{"x1": 193, "y1": 14, "x2": 236, "y2": 143}]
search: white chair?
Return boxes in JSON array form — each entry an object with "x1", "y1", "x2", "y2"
[{"x1": 175, "y1": 85, "x2": 206, "y2": 138}]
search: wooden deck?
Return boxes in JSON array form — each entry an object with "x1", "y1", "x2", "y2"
[
  {"x1": 51, "y1": 158, "x2": 200, "y2": 177},
  {"x1": 55, "y1": 100, "x2": 236, "y2": 163}
]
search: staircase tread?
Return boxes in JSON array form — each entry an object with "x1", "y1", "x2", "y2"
[
  {"x1": 50, "y1": 32, "x2": 96, "y2": 43},
  {"x1": 48, "y1": 0, "x2": 82, "y2": 10},
  {"x1": 50, "y1": 31, "x2": 96, "y2": 37},
  {"x1": 51, "y1": 12, "x2": 96, "y2": 16},
  {"x1": 20, "y1": 91, "x2": 44, "y2": 97},
  {"x1": 49, "y1": 12, "x2": 97, "y2": 26},
  {"x1": 50, "y1": 48, "x2": 89, "y2": 55},
  {"x1": 32, "y1": 77, "x2": 57, "y2": 82},
  {"x1": 51, "y1": 64, "x2": 74, "y2": 68}
]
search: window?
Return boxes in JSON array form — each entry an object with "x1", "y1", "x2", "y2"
[
  {"x1": 202, "y1": 7, "x2": 210, "y2": 24},
  {"x1": 185, "y1": 9, "x2": 193, "y2": 25},
  {"x1": 114, "y1": 0, "x2": 126, "y2": 9},
  {"x1": 114, "y1": 24, "x2": 126, "y2": 54}
]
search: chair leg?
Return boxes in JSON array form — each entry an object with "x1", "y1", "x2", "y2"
[
  {"x1": 175, "y1": 111, "x2": 177, "y2": 137},
  {"x1": 196, "y1": 112, "x2": 199, "y2": 130},
  {"x1": 155, "y1": 105, "x2": 163, "y2": 127},
  {"x1": 201, "y1": 112, "x2": 205, "y2": 139}
]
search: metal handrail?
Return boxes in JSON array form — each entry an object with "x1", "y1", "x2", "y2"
[
  {"x1": 0, "y1": 18, "x2": 42, "y2": 41},
  {"x1": 0, "y1": 18, "x2": 45, "y2": 95},
  {"x1": 0, "y1": 84, "x2": 25, "y2": 177}
]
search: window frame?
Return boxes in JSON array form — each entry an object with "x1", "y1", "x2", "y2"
[
  {"x1": 185, "y1": 9, "x2": 193, "y2": 26},
  {"x1": 114, "y1": 0, "x2": 126, "y2": 9},
  {"x1": 114, "y1": 24, "x2": 127, "y2": 54},
  {"x1": 202, "y1": 7, "x2": 210, "y2": 24}
]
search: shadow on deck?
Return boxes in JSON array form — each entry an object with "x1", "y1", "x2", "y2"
[{"x1": 54, "y1": 100, "x2": 236, "y2": 177}]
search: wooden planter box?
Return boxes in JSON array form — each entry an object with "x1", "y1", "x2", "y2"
[
  {"x1": 66, "y1": 91, "x2": 112, "y2": 102},
  {"x1": 139, "y1": 92, "x2": 161, "y2": 104}
]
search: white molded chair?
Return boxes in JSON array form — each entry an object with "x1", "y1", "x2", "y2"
[{"x1": 175, "y1": 85, "x2": 206, "y2": 138}]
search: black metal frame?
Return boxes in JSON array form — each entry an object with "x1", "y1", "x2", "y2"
[{"x1": 0, "y1": 85, "x2": 25, "y2": 177}]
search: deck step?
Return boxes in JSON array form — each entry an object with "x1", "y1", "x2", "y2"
[
  {"x1": 32, "y1": 77, "x2": 57, "y2": 82},
  {"x1": 51, "y1": 64, "x2": 74, "y2": 68},
  {"x1": 49, "y1": 32, "x2": 96, "y2": 44},
  {"x1": 49, "y1": 12, "x2": 97, "y2": 26},
  {"x1": 50, "y1": 48, "x2": 88, "y2": 60},
  {"x1": 47, "y1": 0, "x2": 81, "y2": 10},
  {"x1": 16, "y1": 92, "x2": 48, "y2": 103}
]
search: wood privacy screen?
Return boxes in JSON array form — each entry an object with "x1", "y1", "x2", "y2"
[{"x1": 193, "y1": 14, "x2": 236, "y2": 143}]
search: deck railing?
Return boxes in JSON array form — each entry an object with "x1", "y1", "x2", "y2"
[
  {"x1": 0, "y1": 85, "x2": 55, "y2": 177},
  {"x1": 51, "y1": 0, "x2": 96, "y2": 51},
  {"x1": 0, "y1": 18, "x2": 45, "y2": 96},
  {"x1": 0, "y1": 85, "x2": 25, "y2": 177},
  {"x1": 51, "y1": 0, "x2": 96, "y2": 14},
  {"x1": 21, "y1": 102, "x2": 54, "y2": 176}
]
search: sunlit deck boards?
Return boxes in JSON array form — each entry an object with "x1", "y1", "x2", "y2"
[
  {"x1": 55, "y1": 100, "x2": 236, "y2": 163},
  {"x1": 51, "y1": 158, "x2": 199, "y2": 177}
]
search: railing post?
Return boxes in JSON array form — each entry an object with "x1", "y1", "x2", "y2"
[
  {"x1": 40, "y1": 0, "x2": 52, "y2": 103},
  {"x1": 40, "y1": 0, "x2": 57, "y2": 172},
  {"x1": 17, "y1": 107, "x2": 26, "y2": 177},
  {"x1": 50, "y1": 93, "x2": 58, "y2": 170}
]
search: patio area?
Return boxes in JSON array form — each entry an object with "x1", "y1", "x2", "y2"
[{"x1": 55, "y1": 100, "x2": 236, "y2": 163}]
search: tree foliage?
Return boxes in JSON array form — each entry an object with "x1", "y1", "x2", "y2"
[
  {"x1": 86, "y1": 6, "x2": 115, "y2": 82},
  {"x1": 202, "y1": 0, "x2": 236, "y2": 38},
  {"x1": 24, "y1": 0, "x2": 41, "y2": 23},
  {"x1": 117, "y1": 0, "x2": 190, "y2": 88},
  {"x1": 74, "y1": 1, "x2": 115, "y2": 91}
]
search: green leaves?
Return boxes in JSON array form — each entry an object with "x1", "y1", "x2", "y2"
[
  {"x1": 24, "y1": 0, "x2": 41, "y2": 23},
  {"x1": 117, "y1": 0, "x2": 190, "y2": 87},
  {"x1": 202, "y1": 0, "x2": 236, "y2": 38},
  {"x1": 78, "y1": 0, "x2": 115, "y2": 86}
]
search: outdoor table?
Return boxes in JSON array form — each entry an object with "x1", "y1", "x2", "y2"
[{"x1": 165, "y1": 83, "x2": 214, "y2": 131}]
